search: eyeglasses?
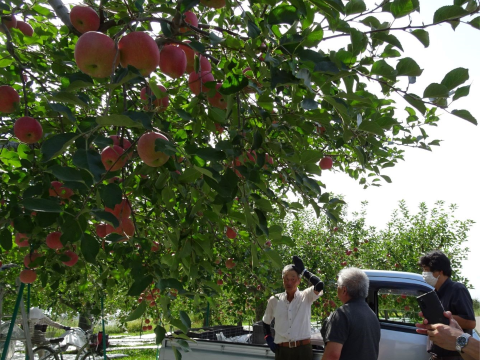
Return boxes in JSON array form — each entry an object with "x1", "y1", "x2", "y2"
[{"x1": 335, "y1": 283, "x2": 345, "y2": 288}]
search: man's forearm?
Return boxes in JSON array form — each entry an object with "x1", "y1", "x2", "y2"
[
  {"x1": 461, "y1": 337, "x2": 479, "y2": 360},
  {"x1": 452, "y1": 315, "x2": 476, "y2": 330}
]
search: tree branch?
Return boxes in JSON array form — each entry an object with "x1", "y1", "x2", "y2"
[{"x1": 47, "y1": 0, "x2": 81, "y2": 36}]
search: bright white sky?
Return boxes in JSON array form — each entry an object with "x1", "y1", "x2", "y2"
[{"x1": 320, "y1": 1, "x2": 480, "y2": 299}]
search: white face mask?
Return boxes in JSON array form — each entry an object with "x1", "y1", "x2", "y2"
[{"x1": 422, "y1": 271, "x2": 439, "y2": 287}]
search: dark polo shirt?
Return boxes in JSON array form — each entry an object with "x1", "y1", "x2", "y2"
[
  {"x1": 430, "y1": 278, "x2": 476, "y2": 357},
  {"x1": 323, "y1": 298, "x2": 381, "y2": 360}
]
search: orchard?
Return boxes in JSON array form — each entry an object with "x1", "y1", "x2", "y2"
[{"x1": 0, "y1": 0, "x2": 479, "y2": 344}]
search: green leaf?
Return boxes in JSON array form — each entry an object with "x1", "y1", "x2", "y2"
[
  {"x1": 371, "y1": 60, "x2": 397, "y2": 80},
  {"x1": 96, "y1": 115, "x2": 143, "y2": 128},
  {"x1": 23, "y1": 198, "x2": 62, "y2": 213},
  {"x1": 302, "y1": 28, "x2": 324, "y2": 48},
  {"x1": 358, "y1": 121, "x2": 385, "y2": 136},
  {"x1": 345, "y1": 0, "x2": 366, "y2": 15},
  {"x1": 209, "y1": 32, "x2": 224, "y2": 46},
  {"x1": 100, "y1": 183, "x2": 123, "y2": 209},
  {"x1": 410, "y1": 29, "x2": 429, "y2": 47},
  {"x1": 155, "y1": 326, "x2": 167, "y2": 345},
  {"x1": 219, "y1": 73, "x2": 248, "y2": 95},
  {"x1": 81, "y1": 233, "x2": 99, "y2": 264},
  {"x1": 178, "y1": 168, "x2": 201, "y2": 183},
  {"x1": 268, "y1": 5, "x2": 301, "y2": 25},
  {"x1": 360, "y1": 16, "x2": 381, "y2": 28},
  {"x1": 396, "y1": 57, "x2": 423, "y2": 76},
  {"x1": 423, "y1": 83, "x2": 449, "y2": 98},
  {"x1": 179, "y1": 0, "x2": 200, "y2": 13},
  {"x1": 372, "y1": 32, "x2": 404, "y2": 51},
  {"x1": 440, "y1": 68, "x2": 469, "y2": 91},
  {"x1": 403, "y1": 93, "x2": 426, "y2": 115},
  {"x1": 48, "y1": 103, "x2": 75, "y2": 122},
  {"x1": 189, "y1": 41, "x2": 205, "y2": 53},
  {"x1": 300, "y1": 150, "x2": 322, "y2": 165},
  {"x1": 390, "y1": 0, "x2": 419, "y2": 18},
  {"x1": 157, "y1": 278, "x2": 184, "y2": 292},
  {"x1": 91, "y1": 210, "x2": 120, "y2": 227},
  {"x1": 170, "y1": 319, "x2": 188, "y2": 334},
  {"x1": 49, "y1": 165, "x2": 84, "y2": 182},
  {"x1": 433, "y1": 5, "x2": 469, "y2": 23},
  {"x1": 452, "y1": 85, "x2": 470, "y2": 101},
  {"x1": 255, "y1": 208, "x2": 269, "y2": 236},
  {"x1": 72, "y1": 149, "x2": 105, "y2": 182},
  {"x1": 41, "y1": 133, "x2": 79, "y2": 162},
  {"x1": 381, "y1": 175, "x2": 392, "y2": 183},
  {"x1": 179, "y1": 311, "x2": 191, "y2": 331},
  {"x1": 126, "y1": 301, "x2": 147, "y2": 321},
  {"x1": 127, "y1": 275, "x2": 154, "y2": 296},
  {"x1": 290, "y1": 0, "x2": 307, "y2": 16},
  {"x1": 0, "y1": 228, "x2": 12, "y2": 251},
  {"x1": 451, "y1": 109, "x2": 477, "y2": 125},
  {"x1": 247, "y1": 20, "x2": 261, "y2": 38},
  {"x1": 468, "y1": 16, "x2": 480, "y2": 30},
  {"x1": 49, "y1": 92, "x2": 88, "y2": 107},
  {"x1": 175, "y1": 108, "x2": 193, "y2": 121},
  {"x1": 264, "y1": 249, "x2": 283, "y2": 268},
  {"x1": 350, "y1": 28, "x2": 366, "y2": 56},
  {"x1": 195, "y1": 148, "x2": 226, "y2": 162}
]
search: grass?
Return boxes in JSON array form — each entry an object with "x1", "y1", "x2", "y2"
[{"x1": 108, "y1": 348, "x2": 159, "y2": 359}]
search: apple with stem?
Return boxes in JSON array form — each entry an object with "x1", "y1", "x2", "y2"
[
  {"x1": 137, "y1": 132, "x2": 170, "y2": 167},
  {"x1": 75, "y1": 31, "x2": 120, "y2": 78},
  {"x1": 319, "y1": 156, "x2": 333, "y2": 170},
  {"x1": 180, "y1": 11, "x2": 198, "y2": 33},
  {"x1": 14, "y1": 116, "x2": 43, "y2": 144},
  {"x1": 69, "y1": 6, "x2": 100, "y2": 33},
  {"x1": 0, "y1": 85, "x2": 20, "y2": 113},
  {"x1": 159, "y1": 45, "x2": 186, "y2": 79},
  {"x1": 101, "y1": 145, "x2": 127, "y2": 172}
]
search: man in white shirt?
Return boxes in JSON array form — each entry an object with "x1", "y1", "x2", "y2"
[{"x1": 262, "y1": 256, "x2": 323, "y2": 360}]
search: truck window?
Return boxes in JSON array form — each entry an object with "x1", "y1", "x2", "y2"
[{"x1": 377, "y1": 288, "x2": 423, "y2": 326}]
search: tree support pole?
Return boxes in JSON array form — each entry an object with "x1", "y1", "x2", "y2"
[{"x1": 1, "y1": 282, "x2": 24, "y2": 360}]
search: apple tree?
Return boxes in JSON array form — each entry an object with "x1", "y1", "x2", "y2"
[{"x1": 0, "y1": 0, "x2": 479, "y2": 339}]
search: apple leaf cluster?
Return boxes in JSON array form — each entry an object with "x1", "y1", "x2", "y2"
[{"x1": 0, "y1": 0, "x2": 478, "y2": 341}]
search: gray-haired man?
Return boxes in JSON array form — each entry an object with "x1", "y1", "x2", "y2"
[
  {"x1": 262, "y1": 256, "x2": 324, "y2": 360},
  {"x1": 322, "y1": 267, "x2": 380, "y2": 360}
]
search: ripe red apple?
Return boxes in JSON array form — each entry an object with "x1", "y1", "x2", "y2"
[
  {"x1": 137, "y1": 132, "x2": 170, "y2": 167},
  {"x1": 200, "y1": 0, "x2": 226, "y2": 8},
  {"x1": 178, "y1": 42, "x2": 211, "y2": 73},
  {"x1": 14, "y1": 116, "x2": 43, "y2": 144},
  {"x1": 346, "y1": 250, "x2": 352, "y2": 256},
  {"x1": 140, "y1": 85, "x2": 169, "y2": 112},
  {"x1": 119, "y1": 32, "x2": 159, "y2": 76},
  {"x1": 19, "y1": 269, "x2": 37, "y2": 284},
  {"x1": 62, "y1": 250, "x2": 79, "y2": 266},
  {"x1": 341, "y1": 261, "x2": 347, "y2": 267},
  {"x1": 207, "y1": 83, "x2": 227, "y2": 110},
  {"x1": 46, "y1": 231, "x2": 64, "y2": 250},
  {"x1": 159, "y1": 45, "x2": 187, "y2": 79},
  {"x1": 15, "y1": 20, "x2": 34, "y2": 37},
  {"x1": 24, "y1": 252, "x2": 42, "y2": 268},
  {"x1": 265, "y1": 240, "x2": 272, "y2": 247},
  {"x1": 142, "y1": 326, "x2": 148, "y2": 331},
  {"x1": 75, "y1": 31, "x2": 119, "y2": 78},
  {"x1": 15, "y1": 233, "x2": 29, "y2": 247},
  {"x1": 149, "y1": 301, "x2": 156, "y2": 307},
  {"x1": 319, "y1": 156, "x2": 333, "y2": 170},
  {"x1": 395, "y1": 263, "x2": 400, "y2": 268},
  {"x1": 404, "y1": 305, "x2": 410, "y2": 311},
  {"x1": 49, "y1": 181, "x2": 74, "y2": 199},
  {"x1": 226, "y1": 226, "x2": 237, "y2": 239},
  {"x1": 145, "y1": 319, "x2": 150, "y2": 324},
  {"x1": 0, "y1": 15, "x2": 17, "y2": 33},
  {"x1": 110, "y1": 135, "x2": 132, "y2": 151},
  {"x1": 180, "y1": 11, "x2": 198, "y2": 33},
  {"x1": 217, "y1": 279, "x2": 223, "y2": 285},
  {"x1": 396, "y1": 297, "x2": 402, "y2": 303},
  {"x1": 96, "y1": 224, "x2": 108, "y2": 238},
  {"x1": 257, "y1": 284, "x2": 262, "y2": 290},
  {"x1": 151, "y1": 241, "x2": 160, "y2": 252},
  {"x1": 353, "y1": 247, "x2": 358, "y2": 252},
  {"x1": 137, "y1": 297, "x2": 143, "y2": 303},
  {"x1": 401, "y1": 294, "x2": 407, "y2": 299},
  {"x1": 147, "y1": 325, "x2": 153, "y2": 330},
  {"x1": 105, "y1": 199, "x2": 131, "y2": 219},
  {"x1": 188, "y1": 71, "x2": 214, "y2": 95},
  {"x1": 117, "y1": 218, "x2": 135, "y2": 237},
  {"x1": 317, "y1": 125, "x2": 326, "y2": 135},
  {"x1": 0, "y1": 85, "x2": 20, "y2": 113},
  {"x1": 329, "y1": 300, "x2": 336, "y2": 307},
  {"x1": 214, "y1": 123, "x2": 224, "y2": 134},
  {"x1": 101, "y1": 145, "x2": 127, "y2": 171},
  {"x1": 69, "y1": 6, "x2": 100, "y2": 33},
  {"x1": 225, "y1": 258, "x2": 236, "y2": 269},
  {"x1": 214, "y1": 256, "x2": 221, "y2": 264},
  {"x1": 265, "y1": 153, "x2": 274, "y2": 165}
]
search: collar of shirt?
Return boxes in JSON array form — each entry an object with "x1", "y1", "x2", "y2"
[{"x1": 277, "y1": 289, "x2": 300, "y2": 303}]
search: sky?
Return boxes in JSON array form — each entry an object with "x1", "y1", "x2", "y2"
[{"x1": 320, "y1": 1, "x2": 480, "y2": 299}]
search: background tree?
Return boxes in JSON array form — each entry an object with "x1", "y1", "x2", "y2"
[{"x1": 0, "y1": 0, "x2": 478, "y2": 341}]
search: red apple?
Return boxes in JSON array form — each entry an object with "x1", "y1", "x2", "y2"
[
  {"x1": 217, "y1": 279, "x2": 223, "y2": 285},
  {"x1": 0, "y1": 15, "x2": 16, "y2": 33},
  {"x1": 49, "y1": 181, "x2": 74, "y2": 199},
  {"x1": 15, "y1": 20, "x2": 34, "y2": 37},
  {"x1": 404, "y1": 305, "x2": 410, "y2": 311},
  {"x1": 341, "y1": 261, "x2": 347, "y2": 267},
  {"x1": 178, "y1": 42, "x2": 211, "y2": 73},
  {"x1": 353, "y1": 247, "x2": 358, "y2": 252},
  {"x1": 137, "y1": 132, "x2": 170, "y2": 167},
  {"x1": 226, "y1": 226, "x2": 237, "y2": 239},
  {"x1": 0, "y1": 85, "x2": 20, "y2": 113},
  {"x1": 149, "y1": 301, "x2": 156, "y2": 307},
  {"x1": 214, "y1": 256, "x2": 221, "y2": 264},
  {"x1": 14, "y1": 116, "x2": 43, "y2": 144},
  {"x1": 225, "y1": 258, "x2": 236, "y2": 269},
  {"x1": 101, "y1": 145, "x2": 127, "y2": 171},
  {"x1": 15, "y1": 233, "x2": 29, "y2": 247},
  {"x1": 69, "y1": 6, "x2": 100, "y2": 33},
  {"x1": 62, "y1": 250, "x2": 79, "y2": 266},
  {"x1": 329, "y1": 300, "x2": 336, "y2": 307},
  {"x1": 105, "y1": 199, "x2": 131, "y2": 219},
  {"x1": 159, "y1": 45, "x2": 187, "y2": 79},
  {"x1": 188, "y1": 71, "x2": 214, "y2": 95},
  {"x1": 145, "y1": 319, "x2": 150, "y2": 324},
  {"x1": 346, "y1": 250, "x2": 352, "y2": 256},
  {"x1": 317, "y1": 126, "x2": 326, "y2": 135},
  {"x1": 142, "y1": 326, "x2": 148, "y2": 331},
  {"x1": 180, "y1": 11, "x2": 198, "y2": 33},
  {"x1": 151, "y1": 241, "x2": 160, "y2": 252},
  {"x1": 265, "y1": 240, "x2": 272, "y2": 247},
  {"x1": 207, "y1": 83, "x2": 227, "y2": 110},
  {"x1": 214, "y1": 123, "x2": 224, "y2": 134},
  {"x1": 119, "y1": 32, "x2": 159, "y2": 76},
  {"x1": 395, "y1": 263, "x2": 400, "y2": 268},
  {"x1": 200, "y1": 0, "x2": 226, "y2": 8},
  {"x1": 96, "y1": 224, "x2": 108, "y2": 238},
  {"x1": 147, "y1": 325, "x2": 153, "y2": 330},
  {"x1": 46, "y1": 231, "x2": 63, "y2": 250},
  {"x1": 75, "y1": 31, "x2": 119, "y2": 78},
  {"x1": 319, "y1": 156, "x2": 333, "y2": 170},
  {"x1": 140, "y1": 85, "x2": 169, "y2": 112},
  {"x1": 257, "y1": 284, "x2": 262, "y2": 290},
  {"x1": 19, "y1": 269, "x2": 37, "y2": 284},
  {"x1": 24, "y1": 252, "x2": 42, "y2": 268},
  {"x1": 110, "y1": 135, "x2": 132, "y2": 151}
]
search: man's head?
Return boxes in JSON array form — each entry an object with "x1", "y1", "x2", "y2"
[
  {"x1": 282, "y1": 264, "x2": 301, "y2": 294},
  {"x1": 336, "y1": 267, "x2": 369, "y2": 303},
  {"x1": 418, "y1": 250, "x2": 452, "y2": 277}
]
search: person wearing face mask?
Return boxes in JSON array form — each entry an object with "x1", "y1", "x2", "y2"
[{"x1": 418, "y1": 250, "x2": 476, "y2": 360}]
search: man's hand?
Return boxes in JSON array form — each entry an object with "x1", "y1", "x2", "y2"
[
  {"x1": 63, "y1": 326, "x2": 71, "y2": 331},
  {"x1": 265, "y1": 335, "x2": 277, "y2": 353},
  {"x1": 415, "y1": 311, "x2": 463, "y2": 351},
  {"x1": 292, "y1": 255, "x2": 305, "y2": 275}
]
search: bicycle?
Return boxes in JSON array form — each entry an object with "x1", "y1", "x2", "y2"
[
  {"x1": 31, "y1": 327, "x2": 90, "y2": 360},
  {"x1": 75, "y1": 329, "x2": 110, "y2": 360}
]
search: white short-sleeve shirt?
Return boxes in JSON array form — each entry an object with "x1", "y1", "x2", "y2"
[{"x1": 262, "y1": 286, "x2": 322, "y2": 343}]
